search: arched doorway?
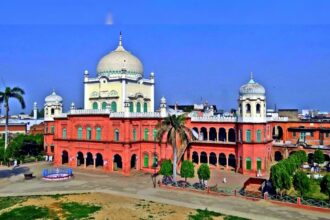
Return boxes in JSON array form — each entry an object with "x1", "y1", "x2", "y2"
[
  {"x1": 77, "y1": 151, "x2": 84, "y2": 166},
  {"x1": 143, "y1": 153, "x2": 149, "y2": 168},
  {"x1": 95, "y1": 153, "x2": 103, "y2": 167},
  {"x1": 192, "y1": 151, "x2": 199, "y2": 164},
  {"x1": 209, "y1": 152, "x2": 217, "y2": 165},
  {"x1": 272, "y1": 126, "x2": 283, "y2": 140},
  {"x1": 218, "y1": 153, "x2": 226, "y2": 166},
  {"x1": 324, "y1": 154, "x2": 330, "y2": 162},
  {"x1": 228, "y1": 154, "x2": 236, "y2": 168},
  {"x1": 308, "y1": 153, "x2": 314, "y2": 164},
  {"x1": 274, "y1": 151, "x2": 283, "y2": 161},
  {"x1": 218, "y1": 128, "x2": 226, "y2": 142},
  {"x1": 209, "y1": 128, "x2": 217, "y2": 141},
  {"x1": 200, "y1": 152, "x2": 207, "y2": 163},
  {"x1": 192, "y1": 127, "x2": 199, "y2": 140},
  {"x1": 62, "y1": 150, "x2": 69, "y2": 164},
  {"x1": 200, "y1": 127, "x2": 208, "y2": 141},
  {"x1": 131, "y1": 154, "x2": 137, "y2": 169},
  {"x1": 114, "y1": 154, "x2": 122, "y2": 170},
  {"x1": 86, "y1": 152, "x2": 93, "y2": 167},
  {"x1": 228, "y1": 128, "x2": 236, "y2": 142}
]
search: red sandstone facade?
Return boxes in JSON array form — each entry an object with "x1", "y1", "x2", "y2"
[{"x1": 44, "y1": 115, "x2": 330, "y2": 176}]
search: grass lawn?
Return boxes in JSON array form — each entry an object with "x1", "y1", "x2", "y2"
[
  {"x1": 60, "y1": 202, "x2": 101, "y2": 220},
  {"x1": 188, "y1": 209, "x2": 249, "y2": 220},
  {"x1": 0, "y1": 206, "x2": 54, "y2": 220},
  {"x1": 0, "y1": 197, "x2": 27, "y2": 210}
]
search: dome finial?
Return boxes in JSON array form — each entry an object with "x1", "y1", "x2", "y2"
[
  {"x1": 119, "y1": 31, "x2": 122, "y2": 46},
  {"x1": 249, "y1": 72, "x2": 255, "y2": 83}
]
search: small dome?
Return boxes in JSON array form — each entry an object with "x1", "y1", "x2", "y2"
[
  {"x1": 45, "y1": 91, "x2": 63, "y2": 103},
  {"x1": 239, "y1": 74, "x2": 265, "y2": 96},
  {"x1": 97, "y1": 33, "x2": 143, "y2": 79}
]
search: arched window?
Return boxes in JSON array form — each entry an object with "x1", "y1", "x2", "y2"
[
  {"x1": 114, "y1": 129, "x2": 119, "y2": 142},
  {"x1": 143, "y1": 153, "x2": 149, "y2": 167},
  {"x1": 111, "y1": 101, "x2": 117, "y2": 112},
  {"x1": 246, "y1": 157, "x2": 252, "y2": 170},
  {"x1": 78, "y1": 127, "x2": 83, "y2": 139},
  {"x1": 246, "y1": 103, "x2": 251, "y2": 113},
  {"x1": 153, "y1": 129, "x2": 158, "y2": 141},
  {"x1": 256, "y1": 130, "x2": 261, "y2": 142},
  {"x1": 256, "y1": 158, "x2": 262, "y2": 170},
  {"x1": 93, "y1": 102, "x2": 98, "y2": 110},
  {"x1": 136, "y1": 102, "x2": 141, "y2": 112},
  {"x1": 133, "y1": 128, "x2": 137, "y2": 141},
  {"x1": 256, "y1": 103, "x2": 261, "y2": 114},
  {"x1": 62, "y1": 128, "x2": 67, "y2": 139},
  {"x1": 153, "y1": 154, "x2": 158, "y2": 167},
  {"x1": 129, "y1": 102, "x2": 134, "y2": 112},
  {"x1": 102, "y1": 102, "x2": 107, "y2": 110},
  {"x1": 143, "y1": 103, "x2": 148, "y2": 112},
  {"x1": 96, "y1": 127, "x2": 102, "y2": 140},
  {"x1": 86, "y1": 127, "x2": 92, "y2": 140},
  {"x1": 50, "y1": 126, "x2": 55, "y2": 134},
  {"x1": 51, "y1": 108, "x2": 55, "y2": 115},
  {"x1": 144, "y1": 128, "x2": 149, "y2": 141},
  {"x1": 246, "y1": 129, "x2": 251, "y2": 142}
]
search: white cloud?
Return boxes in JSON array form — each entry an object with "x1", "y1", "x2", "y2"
[{"x1": 105, "y1": 12, "x2": 113, "y2": 25}]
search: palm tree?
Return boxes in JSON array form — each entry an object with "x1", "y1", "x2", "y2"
[
  {"x1": 157, "y1": 113, "x2": 194, "y2": 183},
  {"x1": 0, "y1": 87, "x2": 26, "y2": 151}
]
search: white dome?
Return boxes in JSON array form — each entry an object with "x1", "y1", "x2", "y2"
[
  {"x1": 45, "y1": 91, "x2": 63, "y2": 103},
  {"x1": 97, "y1": 34, "x2": 143, "y2": 79},
  {"x1": 239, "y1": 75, "x2": 265, "y2": 96}
]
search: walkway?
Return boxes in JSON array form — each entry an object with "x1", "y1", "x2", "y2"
[{"x1": 0, "y1": 163, "x2": 329, "y2": 220}]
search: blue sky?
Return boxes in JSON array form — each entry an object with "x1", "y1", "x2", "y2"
[{"x1": 0, "y1": 1, "x2": 330, "y2": 114}]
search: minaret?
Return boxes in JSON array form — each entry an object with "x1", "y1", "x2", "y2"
[
  {"x1": 160, "y1": 97, "x2": 167, "y2": 118},
  {"x1": 33, "y1": 102, "x2": 38, "y2": 120}
]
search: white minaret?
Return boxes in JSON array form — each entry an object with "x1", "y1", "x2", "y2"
[
  {"x1": 84, "y1": 70, "x2": 89, "y2": 109},
  {"x1": 150, "y1": 72, "x2": 155, "y2": 112},
  {"x1": 33, "y1": 102, "x2": 38, "y2": 120},
  {"x1": 160, "y1": 96, "x2": 167, "y2": 118},
  {"x1": 44, "y1": 90, "x2": 63, "y2": 121}
]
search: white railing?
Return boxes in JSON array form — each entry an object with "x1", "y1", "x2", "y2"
[
  {"x1": 110, "y1": 112, "x2": 161, "y2": 118},
  {"x1": 69, "y1": 109, "x2": 111, "y2": 115},
  {"x1": 266, "y1": 116, "x2": 289, "y2": 122},
  {"x1": 191, "y1": 116, "x2": 237, "y2": 122}
]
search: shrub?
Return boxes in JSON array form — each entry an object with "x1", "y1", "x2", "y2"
[
  {"x1": 320, "y1": 174, "x2": 330, "y2": 202},
  {"x1": 313, "y1": 149, "x2": 325, "y2": 165},
  {"x1": 160, "y1": 160, "x2": 173, "y2": 177},
  {"x1": 180, "y1": 160, "x2": 195, "y2": 182},
  {"x1": 197, "y1": 164, "x2": 210, "y2": 185},
  {"x1": 293, "y1": 171, "x2": 310, "y2": 197}
]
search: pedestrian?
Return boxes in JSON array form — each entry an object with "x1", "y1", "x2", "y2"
[{"x1": 223, "y1": 177, "x2": 227, "y2": 184}]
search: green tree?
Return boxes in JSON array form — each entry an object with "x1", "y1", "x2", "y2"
[
  {"x1": 159, "y1": 160, "x2": 173, "y2": 177},
  {"x1": 320, "y1": 174, "x2": 330, "y2": 202},
  {"x1": 197, "y1": 164, "x2": 210, "y2": 185},
  {"x1": 293, "y1": 171, "x2": 310, "y2": 197},
  {"x1": 157, "y1": 114, "x2": 194, "y2": 183},
  {"x1": 180, "y1": 160, "x2": 195, "y2": 182},
  {"x1": 0, "y1": 87, "x2": 26, "y2": 151},
  {"x1": 313, "y1": 149, "x2": 325, "y2": 165}
]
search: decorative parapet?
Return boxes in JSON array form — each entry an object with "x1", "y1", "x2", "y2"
[
  {"x1": 110, "y1": 112, "x2": 161, "y2": 118},
  {"x1": 69, "y1": 109, "x2": 111, "y2": 115},
  {"x1": 266, "y1": 116, "x2": 289, "y2": 122},
  {"x1": 191, "y1": 116, "x2": 237, "y2": 122}
]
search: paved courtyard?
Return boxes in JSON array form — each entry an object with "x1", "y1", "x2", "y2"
[{"x1": 0, "y1": 162, "x2": 329, "y2": 220}]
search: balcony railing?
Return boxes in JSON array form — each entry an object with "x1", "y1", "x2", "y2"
[{"x1": 191, "y1": 116, "x2": 237, "y2": 122}]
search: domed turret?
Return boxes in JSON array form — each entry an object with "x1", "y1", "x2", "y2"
[
  {"x1": 238, "y1": 73, "x2": 267, "y2": 122},
  {"x1": 44, "y1": 90, "x2": 63, "y2": 121},
  {"x1": 97, "y1": 33, "x2": 143, "y2": 79}
]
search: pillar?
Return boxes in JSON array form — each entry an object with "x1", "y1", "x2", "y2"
[
  {"x1": 94, "y1": 157, "x2": 96, "y2": 169},
  {"x1": 226, "y1": 131, "x2": 229, "y2": 142},
  {"x1": 226, "y1": 156, "x2": 229, "y2": 170},
  {"x1": 84, "y1": 157, "x2": 87, "y2": 168}
]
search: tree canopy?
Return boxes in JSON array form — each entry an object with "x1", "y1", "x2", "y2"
[
  {"x1": 313, "y1": 149, "x2": 325, "y2": 164},
  {"x1": 293, "y1": 171, "x2": 311, "y2": 197},
  {"x1": 197, "y1": 164, "x2": 210, "y2": 184},
  {"x1": 180, "y1": 160, "x2": 195, "y2": 182},
  {"x1": 320, "y1": 174, "x2": 330, "y2": 201},
  {"x1": 159, "y1": 160, "x2": 173, "y2": 177}
]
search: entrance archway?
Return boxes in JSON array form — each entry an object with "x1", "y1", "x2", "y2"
[
  {"x1": 274, "y1": 151, "x2": 283, "y2": 161},
  {"x1": 77, "y1": 151, "x2": 84, "y2": 166},
  {"x1": 62, "y1": 150, "x2": 69, "y2": 164},
  {"x1": 200, "y1": 151, "x2": 207, "y2": 163},
  {"x1": 209, "y1": 128, "x2": 217, "y2": 141},
  {"x1": 86, "y1": 152, "x2": 93, "y2": 167},
  {"x1": 131, "y1": 154, "x2": 137, "y2": 169},
  {"x1": 200, "y1": 127, "x2": 208, "y2": 141},
  {"x1": 96, "y1": 153, "x2": 103, "y2": 167},
  {"x1": 114, "y1": 154, "x2": 122, "y2": 170},
  {"x1": 218, "y1": 153, "x2": 226, "y2": 166},
  {"x1": 192, "y1": 151, "x2": 199, "y2": 164},
  {"x1": 209, "y1": 152, "x2": 217, "y2": 165},
  {"x1": 228, "y1": 154, "x2": 236, "y2": 168},
  {"x1": 218, "y1": 128, "x2": 226, "y2": 142},
  {"x1": 228, "y1": 128, "x2": 236, "y2": 142}
]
